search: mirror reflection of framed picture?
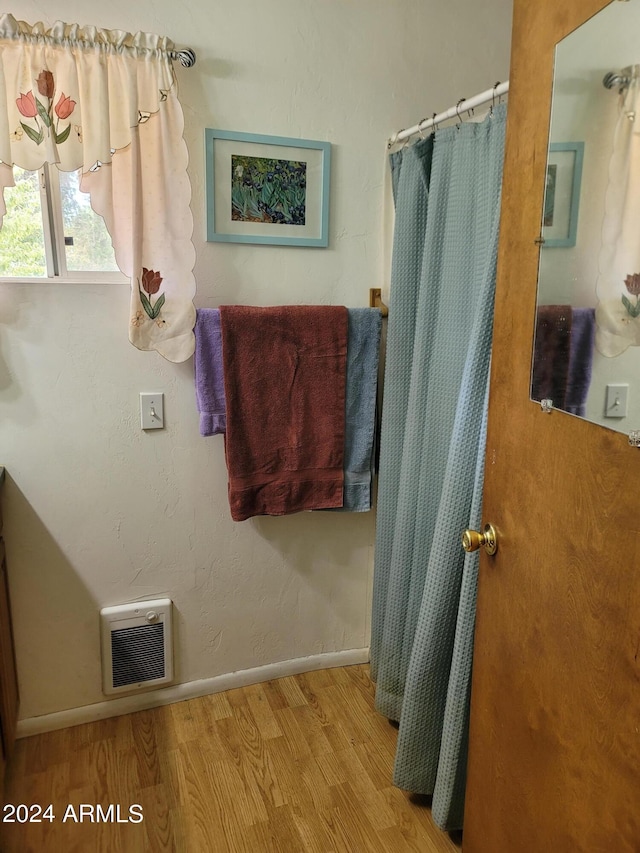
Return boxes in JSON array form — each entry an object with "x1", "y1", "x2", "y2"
[{"x1": 542, "y1": 142, "x2": 584, "y2": 248}]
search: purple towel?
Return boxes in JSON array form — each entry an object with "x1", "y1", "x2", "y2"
[{"x1": 194, "y1": 308, "x2": 227, "y2": 436}]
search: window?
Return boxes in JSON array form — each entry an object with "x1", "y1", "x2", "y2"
[{"x1": 0, "y1": 166, "x2": 125, "y2": 282}]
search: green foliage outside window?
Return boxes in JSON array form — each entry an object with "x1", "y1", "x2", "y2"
[
  {"x1": 58, "y1": 170, "x2": 119, "y2": 273},
  {"x1": 0, "y1": 167, "x2": 119, "y2": 277},
  {"x1": 0, "y1": 169, "x2": 46, "y2": 277}
]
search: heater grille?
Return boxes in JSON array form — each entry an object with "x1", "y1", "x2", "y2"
[
  {"x1": 100, "y1": 598, "x2": 173, "y2": 695},
  {"x1": 111, "y1": 623, "x2": 165, "y2": 688}
]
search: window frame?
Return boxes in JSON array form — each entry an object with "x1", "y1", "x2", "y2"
[{"x1": 0, "y1": 164, "x2": 128, "y2": 285}]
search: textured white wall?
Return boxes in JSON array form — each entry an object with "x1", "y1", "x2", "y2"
[{"x1": 0, "y1": 0, "x2": 512, "y2": 719}]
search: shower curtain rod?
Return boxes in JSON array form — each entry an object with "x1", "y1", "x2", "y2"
[{"x1": 388, "y1": 80, "x2": 509, "y2": 147}]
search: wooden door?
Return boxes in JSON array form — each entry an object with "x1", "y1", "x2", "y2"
[{"x1": 463, "y1": 0, "x2": 640, "y2": 850}]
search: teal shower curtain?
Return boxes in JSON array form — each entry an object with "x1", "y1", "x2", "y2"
[{"x1": 371, "y1": 103, "x2": 507, "y2": 831}]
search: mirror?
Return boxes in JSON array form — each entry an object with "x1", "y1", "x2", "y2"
[{"x1": 531, "y1": 0, "x2": 640, "y2": 434}]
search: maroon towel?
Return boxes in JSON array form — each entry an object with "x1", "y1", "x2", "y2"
[{"x1": 219, "y1": 305, "x2": 348, "y2": 521}]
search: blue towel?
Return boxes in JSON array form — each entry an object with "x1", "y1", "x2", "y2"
[
  {"x1": 333, "y1": 308, "x2": 382, "y2": 512},
  {"x1": 194, "y1": 308, "x2": 227, "y2": 436}
]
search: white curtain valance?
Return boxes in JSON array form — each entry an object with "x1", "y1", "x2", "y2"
[
  {"x1": 0, "y1": 14, "x2": 176, "y2": 171},
  {"x1": 0, "y1": 13, "x2": 196, "y2": 363},
  {"x1": 596, "y1": 67, "x2": 640, "y2": 357},
  {"x1": 0, "y1": 15, "x2": 177, "y2": 56}
]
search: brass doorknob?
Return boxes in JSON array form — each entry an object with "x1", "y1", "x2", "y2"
[{"x1": 462, "y1": 523, "x2": 498, "y2": 555}]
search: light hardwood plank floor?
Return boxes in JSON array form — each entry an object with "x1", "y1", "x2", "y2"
[{"x1": 1, "y1": 664, "x2": 463, "y2": 852}]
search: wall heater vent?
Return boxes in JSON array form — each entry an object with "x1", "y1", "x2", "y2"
[{"x1": 100, "y1": 599, "x2": 173, "y2": 695}]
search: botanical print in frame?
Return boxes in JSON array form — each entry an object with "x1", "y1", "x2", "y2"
[
  {"x1": 205, "y1": 129, "x2": 331, "y2": 247},
  {"x1": 231, "y1": 155, "x2": 307, "y2": 226}
]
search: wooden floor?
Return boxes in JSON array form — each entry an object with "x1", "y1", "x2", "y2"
[{"x1": 1, "y1": 665, "x2": 462, "y2": 852}]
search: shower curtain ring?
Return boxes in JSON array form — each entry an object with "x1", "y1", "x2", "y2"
[
  {"x1": 456, "y1": 98, "x2": 466, "y2": 128},
  {"x1": 491, "y1": 81, "x2": 501, "y2": 115},
  {"x1": 432, "y1": 112, "x2": 438, "y2": 132}
]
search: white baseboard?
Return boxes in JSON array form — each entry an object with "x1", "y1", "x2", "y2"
[{"x1": 16, "y1": 647, "x2": 370, "y2": 738}]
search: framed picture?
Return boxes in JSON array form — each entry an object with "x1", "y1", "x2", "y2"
[
  {"x1": 542, "y1": 142, "x2": 584, "y2": 248},
  {"x1": 205, "y1": 129, "x2": 331, "y2": 247}
]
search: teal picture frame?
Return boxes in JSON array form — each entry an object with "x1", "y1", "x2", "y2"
[
  {"x1": 205, "y1": 129, "x2": 331, "y2": 247},
  {"x1": 542, "y1": 141, "x2": 584, "y2": 248}
]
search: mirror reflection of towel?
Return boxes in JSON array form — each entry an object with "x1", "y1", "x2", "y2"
[
  {"x1": 531, "y1": 305, "x2": 595, "y2": 416},
  {"x1": 565, "y1": 308, "x2": 596, "y2": 416},
  {"x1": 532, "y1": 305, "x2": 572, "y2": 405}
]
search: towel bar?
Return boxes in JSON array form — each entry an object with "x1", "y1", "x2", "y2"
[{"x1": 369, "y1": 288, "x2": 389, "y2": 317}]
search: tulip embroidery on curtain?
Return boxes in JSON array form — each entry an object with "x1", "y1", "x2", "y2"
[
  {"x1": 138, "y1": 269, "x2": 167, "y2": 324},
  {"x1": 622, "y1": 272, "x2": 640, "y2": 318},
  {"x1": 0, "y1": 14, "x2": 196, "y2": 362},
  {"x1": 16, "y1": 70, "x2": 76, "y2": 146}
]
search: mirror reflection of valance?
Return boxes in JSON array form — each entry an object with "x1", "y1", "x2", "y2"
[
  {"x1": 0, "y1": 13, "x2": 196, "y2": 362},
  {"x1": 596, "y1": 65, "x2": 640, "y2": 358}
]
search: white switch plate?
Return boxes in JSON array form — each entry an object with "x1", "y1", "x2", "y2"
[
  {"x1": 605, "y1": 383, "x2": 628, "y2": 418},
  {"x1": 140, "y1": 393, "x2": 164, "y2": 429}
]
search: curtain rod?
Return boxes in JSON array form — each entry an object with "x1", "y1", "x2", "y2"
[
  {"x1": 0, "y1": 15, "x2": 197, "y2": 67},
  {"x1": 388, "y1": 80, "x2": 509, "y2": 147}
]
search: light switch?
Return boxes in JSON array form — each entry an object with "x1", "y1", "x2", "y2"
[
  {"x1": 140, "y1": 393, "x2": 164, "y2": 429},
  {"x1": 605, "y1": 383, "x2": 628, "y2": 418}
]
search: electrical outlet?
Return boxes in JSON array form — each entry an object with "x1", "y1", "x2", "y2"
[{"x1": 140, "y1": 393, "x2": 164, "y2": 429}]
